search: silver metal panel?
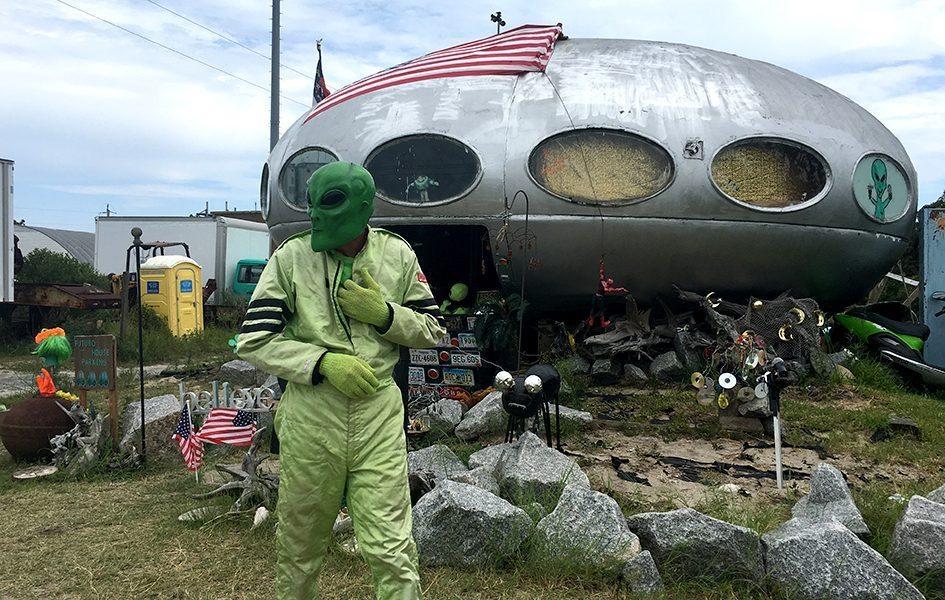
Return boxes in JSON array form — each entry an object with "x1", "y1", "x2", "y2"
[
  {"x1": 264, "y1": 38, "x2": 916, "y2": 311},
  {"x1": 921, "y1": 207, "x2": 945, "y2": 368}
]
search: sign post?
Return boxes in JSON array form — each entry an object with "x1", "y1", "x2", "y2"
[{"x1": 74, "y1": 334, "x2": 119, "y2": 443}]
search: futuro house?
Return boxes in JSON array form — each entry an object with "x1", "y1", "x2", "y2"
[{"x1": 260, "y1": 37, "x2": 916, "y2": 312}]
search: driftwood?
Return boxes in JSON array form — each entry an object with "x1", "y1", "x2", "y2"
[
  {"x1": 192, "y1": 430, "x2": 279, "y2": 512},
  {"x1": 675, "y1": 288, "x2": 741, "y2": 342}
]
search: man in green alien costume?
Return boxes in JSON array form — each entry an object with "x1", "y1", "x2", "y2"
[{"x1": 237, "y1": 161, "x2": 446, "y2": 599}]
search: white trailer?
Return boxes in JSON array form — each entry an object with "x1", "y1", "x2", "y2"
[
  {"x1": 1, "y1": 159, "x2": 13, "y2": 303},
  {"x1": 94, "y1": 215, "x2": 269, "y2": 303}
]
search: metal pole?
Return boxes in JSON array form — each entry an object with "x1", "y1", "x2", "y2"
[
  {"x1": 773, "y1": 413, "x2": 783, "y2": 489},
  {"x1": 269, "y1": 0, "x2": 280, "y2": 150},
  {"x1": 132, "y1": 227, "x2": 146, "y2": 464}
]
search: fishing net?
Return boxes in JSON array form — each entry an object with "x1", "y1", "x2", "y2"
[{"x1": 736, "y1": 296, "x2": 823, "y2": 362}]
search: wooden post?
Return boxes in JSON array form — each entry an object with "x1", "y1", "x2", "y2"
[
  {"x1": 77, "y1": 389, "x2": 88, "y2": 410},
  {"x1": 108, "y1": 387, "x2": 119, "y2": 444}
]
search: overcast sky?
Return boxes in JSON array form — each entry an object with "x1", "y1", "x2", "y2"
[{"x1": 1, "y1": 0, "x2": 943, "y2": 231}]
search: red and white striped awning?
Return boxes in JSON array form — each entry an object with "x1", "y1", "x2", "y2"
[{"x1": 303, "y1": 23, "x2": 564, "y2": 124}]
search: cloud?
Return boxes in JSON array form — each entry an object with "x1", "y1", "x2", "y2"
[{"x1": 1, "y1": 0, "x2": 943, "y2": 234}]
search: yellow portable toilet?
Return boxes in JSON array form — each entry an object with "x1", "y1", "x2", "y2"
[{"x1": 139, "y1": 255, "x2": 204, "y2": 336}]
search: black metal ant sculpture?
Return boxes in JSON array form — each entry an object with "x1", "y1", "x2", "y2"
[{"x1": 494, "y1": 364, "x2": 562, "y2": 450}]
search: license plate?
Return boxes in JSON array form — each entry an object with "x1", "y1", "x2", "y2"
[
  {"x1": 409, "y1": 349, "x2": 439, "y2": 365},
  {"x1": 442, "y1": 368, "x2": 474, "y2": 386},
  {"x1": 408, "y1": 367, "x2": 425, "y2": 385},
  {"x1": 458, "y1": 333, "x2": 478, "y2": 349},
  {"x1": 451, "y1": 352, "x2": 481, "y2": 367}
]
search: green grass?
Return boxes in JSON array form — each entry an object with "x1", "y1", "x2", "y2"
[{"x1": 5, "y1": 340, "x2": 945, "y2": 598}]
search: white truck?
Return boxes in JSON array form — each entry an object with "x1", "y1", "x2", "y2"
[{"x1": 94, "y1": 215, "x2": 269, "y2": 304}]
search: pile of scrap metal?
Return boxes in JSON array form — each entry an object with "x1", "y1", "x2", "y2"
[
  {"x1": 566, "y1": 289, "x2": 844, "y2": 430},
  {"x1": 676, "y1": 289, "x2": 836, "y2": 432}
]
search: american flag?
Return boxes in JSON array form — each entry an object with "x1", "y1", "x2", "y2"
[
  {"x1": 172, "y1": 404, "x2": 204, "y2": 472},
  {"x1": 313, "y1": 40, "x2": 330, "y2": 106},
  {"x1": 196, "y1": 407, "x2": 258, "y2": 447},
  {"x1": 303, "y1": 23, "x2": 563, "y2": 124}
]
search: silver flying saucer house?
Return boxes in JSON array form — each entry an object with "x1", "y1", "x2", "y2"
[{"x1": 261, "y1": 24, "x2": 915, "y2": 312}]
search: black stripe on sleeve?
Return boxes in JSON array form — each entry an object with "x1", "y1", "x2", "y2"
[
  {"x1": 404, "y1": 298, "x2": 438, "y2": 310},
  {"x1": 242, "y1": 310, "x2": 285, "y2": 323},
  {"x1": 248, "y1": 298, "x2": 290, "y2": 313},
  {"x1": 411, "y1": 306, "x2": 443, "y2": 318},
  {"x1": 240, "y1": 322, "x2": 283, "y2": 334}
]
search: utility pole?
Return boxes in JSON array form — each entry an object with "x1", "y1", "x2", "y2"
[{"x1": 270, "y1": 0, "x2": 280, "y2": 150}]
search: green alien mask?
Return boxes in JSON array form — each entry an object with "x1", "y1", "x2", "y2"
[{"x1": 306, "y1": 162, "x2": 376, "y2": 252}]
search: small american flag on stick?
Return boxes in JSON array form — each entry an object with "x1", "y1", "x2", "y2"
[
  {"x1": 172, "y1": 404, "x2": 204, "y2": 472},
  {"x1": 196, "y1": 407, "x2": 258, "y2": 447},
  {"x1": 303, "y1": 23, "x2": 563, "y2": 124}
]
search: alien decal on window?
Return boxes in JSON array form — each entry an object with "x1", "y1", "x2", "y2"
[{"x1": 866, "y1": 158, "x2": 893, "y2": 221}]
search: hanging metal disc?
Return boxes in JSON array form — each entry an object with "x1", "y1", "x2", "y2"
[
  {"x1": 717, "y1": 392, "x2": 730, "y2": 409},
  {"x1": 754, "y1": 381, "x2": 769, "y2": 399},
  {"x1": 719, "y1": 372, "x2": 737, "y2": 389},
  {"x1": 691, "y1": 372, "x2": 705, "y2": 389}
]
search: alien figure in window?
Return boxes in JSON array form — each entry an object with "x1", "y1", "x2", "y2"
[
  {"x1": 406, "y1": 175, "x2": 439, "y2": 203},
  {"x1": 866, "y1": 159, "x2": 893, "y2": 221}
]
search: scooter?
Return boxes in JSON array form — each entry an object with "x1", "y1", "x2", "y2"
[{"x1": 833, "y1": 299, "x2": 945, "y2": 387}]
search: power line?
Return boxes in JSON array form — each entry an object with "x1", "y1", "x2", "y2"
[
  {"x1": 140, "y1": 0, "x2": 315, "y2": 80},
  {"x1": 53, "y1": 0, "x2": 309, "y2": 108}
]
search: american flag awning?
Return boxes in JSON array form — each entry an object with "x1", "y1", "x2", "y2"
[{"x1": 303, "y1": 23, "x2": 564, "y2": 124}]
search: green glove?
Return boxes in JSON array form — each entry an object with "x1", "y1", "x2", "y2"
[
  {"x1": 317, "y1": 352, "x2": 379, "y2": 398},
  {"x1": 337, "y1": 268, "x2": 391, "y2": 328}
]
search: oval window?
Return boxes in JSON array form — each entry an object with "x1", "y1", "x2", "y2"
[
  {"x1": 528, "y1": 129, "x2": 674, "y2": 205},
  {"x1": 260, "y1": 163, "x2": 270, "y2": 218},
  {"x1": 852, "y1": 154, "x2": 911, "y2": 223},
  {"x1": 365, "y1": 135, "x2": 481, "y2": 205},
  {"x1": 279, "y1": 147, "x2": 338, "y2": 210},
  {"x1": 711, "y1": 139, "x2": 828, "y2": 209}
]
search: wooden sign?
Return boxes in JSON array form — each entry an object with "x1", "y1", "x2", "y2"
[
  {"x1": 73, "y1": 335, "x2": 119, "y2": 443},
  {"x1": 73, "y1": 335, "x2": 117, "y2": 391}
]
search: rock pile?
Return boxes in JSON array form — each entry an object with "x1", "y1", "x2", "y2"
[
  {"x1": 401, "y1": 455, "x2": 940, "y2": 598},
  {"x1": 407, "y1": 432, "x2": 658, "y2": 586}
]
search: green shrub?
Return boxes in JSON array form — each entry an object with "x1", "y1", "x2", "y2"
[{"x1": 16, "y1": 248, "x2": 109, "y2": 288}]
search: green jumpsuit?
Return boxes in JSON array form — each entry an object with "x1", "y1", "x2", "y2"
[{"x1": 237, "y1": 227, "x2": 445, "y2": 599}]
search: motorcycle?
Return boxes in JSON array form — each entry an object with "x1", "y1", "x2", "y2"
[{"x1": 833, "y1": 298, "x2": 945, "y2": 387}]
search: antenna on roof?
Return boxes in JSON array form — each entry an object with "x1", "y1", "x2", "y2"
[
  {"x1": 490, "y1": 11, "x2": 506, "y2": 34},
  {"x1": 99, "y1": 203, "x2": 117, "y2": 217}
]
